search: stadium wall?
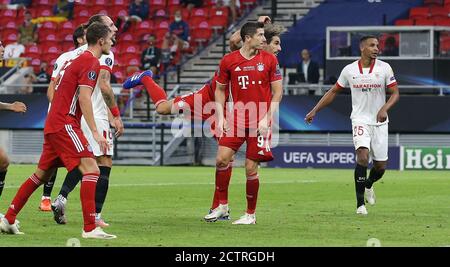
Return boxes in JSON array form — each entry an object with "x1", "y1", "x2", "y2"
[{"x1": 277, "y1": 0, "x2": 423, "y2": 68}]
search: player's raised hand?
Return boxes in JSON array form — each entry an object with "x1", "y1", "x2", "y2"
[
  {"x1": 257, "y1": 16, "x2": 271, "y2": 24},
  {"x1": 11, "y1": 101, "x2": 27, "y2": 113},
  {"x1": 93, "y1": 131, "x2": 109, "y2": 154},
  {"x1": 377, "y1": 108, "x2": 388, "y2": 123},
  {"x1": 112, "y1": 116, "x2": 124, "y2": 138},
  {"x1": 305, "y1": 110, "x2": 316, "y2": 124}
]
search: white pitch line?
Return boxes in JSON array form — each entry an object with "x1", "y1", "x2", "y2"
[{"x1": 3, "y1": 180, "x2": 317, "y2": 189}]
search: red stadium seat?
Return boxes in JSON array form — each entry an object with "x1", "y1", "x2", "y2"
[
  {"x1": 153, "y1": 9, "x2": 168, "y2": 24},
  {"x1": 93, "y1": 0, "x2": 107, "y2": 5},
  {"x1": 150, "y1": 0, "x2": 167, "y2": 11},
  {"x1": 113, "y1": 70, "x2": 125, "y2": 83},
  {"x1": 429, "y1": 7, "x2": 449, "y2": 20},
  {"x1": 4, "y1": 21, "x2": 18, "y2": 30},
  {"x1": 30, "y1": 58, "x2": 42, "y2": 73},
  {"x1": 0, "y1": 9, "x2": 17, "y2": 27},
  {"x1": 59, "y1": 20, "x2": 76, "y2": 36},
  {"x1": 35, "y1": 0, "x2": 55, "y2": 7},
  {"x1": 167, "y1": 0, "x2": 181, "y2": 13},
  {"x1": 394, "y1": 19, "x2": 414, "y2": 26},
  {"x1": 75, "y1": 0, "x2": 89, "y2": 5},
  {"x1": 415, "y1": 18, "x2": 435, "y2": 25},
  {"x1": 61, "y1": 42, "x2": 75, "y2": 52},
  {"x1": 3, "y1": 32, "x2": 19, "y2": 45},
  {"x1": 39, "y1": 21, "x2": 58, "y2": 37},
  {"x1": 23, "y1": 44, "x2": 41, "y2": 59},
  {"x1": 35, "y1": 7, "x2": 53, "y2": 17},
  {"x1": 209, "y1": 6, "x2": 229, "y2": 32},
  {"x1": 409, "y1": 7, "x2": 430, "y2": 20},
  {"x1": 90, "y1": 5, "x2": 108, "y2": 16},
  {"x1": 123, "y1": 44, "x2": 141, "y2": 56},
  {"x1": 433, "y1": 18, "x2": 450, "y2": 26},
  {"x1": 154, "y1": 20, "x2": 170, "y2": 41},
  {"x1": 191, "y1": 21, "x2": 212, "y2": 47},
  {"x1": 440, "y1": 35, "x2": 450, "y2": 55},
  {"x1": 42, "y1": 49, "x2": 60, "y2": 64},
  {"x1": 74, "y1": 9, "x2": 91, "y2": 26},
  {"x1": 125, "y1": 56, "x2": 141, "y2": 69},
  {"x1": 119, "y1": 33, "x2": 137, "y2": 44},
  {"x1": 135, "y1": 20, "x2": 154, "y2": 39},
  {"x1": 112, "y1": 0, "x2": 129, "y2": 7},
  {"x1": 189, "y1": 7, "x2": 209, "y2": 26},
  {"x1": 110, "y1": 6, "x2": 128, "y2": 21}
]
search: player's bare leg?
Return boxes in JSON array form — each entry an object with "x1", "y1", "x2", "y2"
[
  {"x1": 364, "y1": 160, "x2": 387, "y2": 206},
  {"x1": 204, "y1": 146, "x2": 234, "y2": 222},
  {"x1": 233, "y1": 159, "x2": 259, "y2": 225},
  {"x1": 1, "y1": 167, "x2": 55, "y2": 234},
  {"x1": 355, "y1": 147, "x2": 369, "y2": 215}
]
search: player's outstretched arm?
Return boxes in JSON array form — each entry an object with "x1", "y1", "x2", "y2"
[
  {"x1": 98, "y1": 68, "x2": 124, "y2": 137},
  {"x1": 377, "y1": 84, "x2": 399, "y2": 123},
  {"x1": 305, "y1": 84, "x2": 341, "y2": 124},
  {"x1": 0, "y1": 101, "x2": 27, "y2": 113},
  {"x1": 79, "y1": 86, "x2": 108, "y2": 153}
]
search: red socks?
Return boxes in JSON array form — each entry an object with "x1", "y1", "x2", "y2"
[
  {"x1": 246, "y1": 173, "x2": 259, "y2": 214},
  {"x1": 213, "y1": 162, "x2": 232, "y2": 207},
  {"x1": 141, "y1": 76, "x2": 168, "y2": 107},
  {"x1": 5, "y1": 174, "x2": 42, "y2": 224},
  {"x1": 80, "y1": 173, "x2": 99, "y2": 232}
]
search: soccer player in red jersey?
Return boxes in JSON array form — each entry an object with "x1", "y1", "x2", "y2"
[
  {"x1": 0, "y1": 23, "x2": 117, "y2": 239},
  {"x1": 122, "y1": 20, "x2": 285, "y2": 222},
  {"x1": 0, "y1": 40, "x2": 28, "y2": 218},
  {"x1": 205, "y1": 22, "x2": 283, "y2": 224}
]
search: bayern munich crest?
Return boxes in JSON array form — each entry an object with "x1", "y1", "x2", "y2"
[{"x1": 257, "y1": 63, "x2": 265, "y2": 72}]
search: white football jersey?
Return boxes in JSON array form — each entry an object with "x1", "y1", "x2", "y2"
[
  {"x1": 51, "y1": 44, "x2": 115, "y2": 120},
  {"x1": 336, "y1": 59, "x2": 397, "y2": 125}
]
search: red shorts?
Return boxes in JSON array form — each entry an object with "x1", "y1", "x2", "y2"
[
  {"x1": 218, "y1": 128, "x2": 274, "y2": 162},
  {"x1": 38, "y1": 126, "x2": 95, "y2": 172},
  {"x1": 173, "y1": 84, "x2": 214, "y2": 121}
]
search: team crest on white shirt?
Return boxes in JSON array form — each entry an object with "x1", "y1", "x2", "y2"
[{"x1": 257, "y1": 63, "x2": 264, "y2": 72}]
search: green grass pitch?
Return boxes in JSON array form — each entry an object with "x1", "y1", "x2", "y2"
[{"x1": 0, "y1": 164, "x2": 449, "y2": 247}]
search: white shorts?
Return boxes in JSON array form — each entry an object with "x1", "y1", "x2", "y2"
[
  {"x1": 352, "y1": 123, "x2": 388, "y2": 161},
  {"x1": 81, "y1": 118, "x2": 114, "y2": 157}
]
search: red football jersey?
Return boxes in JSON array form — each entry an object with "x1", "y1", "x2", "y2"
[
  {"x1": 45, "y1": 51, "x2": 100, "y2": 134},
  {"x1": 216, "y1": 49, "x2": 282, "y2": 128}
]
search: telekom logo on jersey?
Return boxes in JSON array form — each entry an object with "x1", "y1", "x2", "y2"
[{"x1": 238, "y1": 75, "x2": 262, "y2": 89}]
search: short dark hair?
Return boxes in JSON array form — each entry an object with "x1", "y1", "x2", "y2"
[
  {"x1": 73, "y1": 24, "x2": 86, "y2": 47},
  {"x1": 360, "y1": 35, "x2": 378, "y2": 44},
  {"x1": 87, "y1": 14, "x2": 106, "y2": 28},
  {"x1": 86, "y1": 22, "x2": 110, "y2": 46},
  {"x1": 240, "y1": 22, "x2": 265, "y2": 42}
]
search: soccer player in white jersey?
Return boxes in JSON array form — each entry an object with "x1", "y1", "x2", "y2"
[
  {"x1": 50, "y1": 14, "x2": 124, "y2": 227},
  {"x1": 305, "y1": 35, "x2": 399, "y2": 215}
]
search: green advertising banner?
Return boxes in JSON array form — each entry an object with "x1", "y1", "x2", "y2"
[{"x1": 401, "y1": 147, "x2": 450, "y2": 170}]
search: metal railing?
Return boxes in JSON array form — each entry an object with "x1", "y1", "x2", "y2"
[{"x1": 284, "y1": 84, "x2": 450, "y2": 96}]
